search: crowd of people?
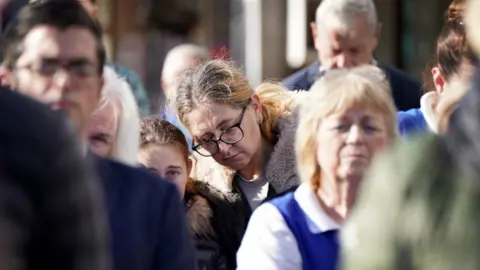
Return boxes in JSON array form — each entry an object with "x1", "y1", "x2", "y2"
[{"x1": 1, "y1": 0, "x2": 480, "y2": 269}]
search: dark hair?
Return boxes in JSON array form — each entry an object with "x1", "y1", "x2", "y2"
[
  {"x1": 1, "y1": 0, "x2": 105, "y2": 74},
  {"x1": 139, "y1": 117, "x2": 194, "y2": 193},
  {"x1": 140, "y1": 116, "x2": 190, "y2": 161},
  {"x1": 422, "y1": 0, "x2": 476, "y2": 92},
  {"x1": 0, "y1": 87, "x2": 110, "y2": 269}
]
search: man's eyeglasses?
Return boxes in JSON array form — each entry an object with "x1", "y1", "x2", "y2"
[
  {"x1": 193, "y1": 105, "x2": 248, "y2": 157},
  {"x1": 16, "y1": 59, "x2": 98, "y2": 79}
]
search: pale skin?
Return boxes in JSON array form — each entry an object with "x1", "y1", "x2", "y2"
[
  {"x1": 315, "y1": 106, "x2": 390, "y2": 223},
  {"x1": 4, "y1": 26, "x2": 103, "y2": 139},
  {"x1": 161, "y1": 54, "x2": 204, "y2": 101},
  {"x1": 311, "y1": 14, "x2": 380, "y2": 69},
  {"x1": 186, "y1": 95, "x2": 272, "y2": 180},
  {"x1": 1, "y1": 0, "x2": 98, "y2": 87},
  {"x1": 86, "y1": 101, "x2": 119, "y2": 158},
  {"x1": 424, "y1": 61, "x2": 474, "y2": 130},
  {"x1": 138, "y1": 145, "x2": 193, "y2": 198}
]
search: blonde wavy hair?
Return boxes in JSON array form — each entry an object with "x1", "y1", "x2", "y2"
[
  {"x1": 295, "y1": 65, "x2": 399, "y2": 189},
  {"x1": 175, "y1": 60, "x2": 295, "y2": 142}
]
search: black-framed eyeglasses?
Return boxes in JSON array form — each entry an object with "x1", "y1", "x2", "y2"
[
  {"x1": 16, "y1": 59, "x2": 98, "y2": 79},
  {"x1": 193, "y1": 105, "x2": 248, "y2": 157}
]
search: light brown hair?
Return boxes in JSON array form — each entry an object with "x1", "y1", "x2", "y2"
[{"x1": 175, "y1": 60, "x2": 294, "y2": 142}]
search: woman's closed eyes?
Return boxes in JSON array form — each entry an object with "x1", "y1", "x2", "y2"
[{"x1": 331, "y1": 123, "x2": 380, "y2": 134}]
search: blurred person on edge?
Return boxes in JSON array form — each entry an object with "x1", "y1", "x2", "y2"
[
  {"x1": 0, "y1": 87, "x2": 110, "y2": 270},
  {"x1": 0, "y1": 1, "x2": 195, "y2": 269},
  {"x1": 282, "y1": 0, "x2": 421, "y2": 111},
  {"x1": 398, "y1": 0, "x2": 476, "y2": 138},
  {"x1": 341, "y1": 3, "x2": 480, "y2": 266},
  {"x1": 341, "y1": 65, "x2": 480, "y2": 270}
]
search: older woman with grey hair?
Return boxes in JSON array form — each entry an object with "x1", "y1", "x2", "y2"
[
  {"x1": 86, "y1": 66, "x2": 140, "y2": 166},
  {"x1": 237, "y1": 65, "x2": 398, "y2": 270}
]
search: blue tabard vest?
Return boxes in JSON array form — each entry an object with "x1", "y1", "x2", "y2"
[{"x1": 271, "y1": 192, "x2": 339, "y2": 270}]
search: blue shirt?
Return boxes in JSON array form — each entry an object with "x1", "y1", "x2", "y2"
[
  {"x1": 270, "y1": 189, "x2": 339, "y2": 270},
  {"x1": 397, "y1": 109, "x2": 428, "y2": 138}
]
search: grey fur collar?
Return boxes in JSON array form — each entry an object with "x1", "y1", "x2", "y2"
[
  {"x1": 192, "y1": 114, "x2": 300, "y2": 193},
  {"x1": 261, "y1": 113, "x2": 299, "y2": 192}
]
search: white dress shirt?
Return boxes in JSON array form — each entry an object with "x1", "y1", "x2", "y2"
[
  {"x1": 318, "y1": 59, "x2": 379, "y2": 76},
  {"x1": 236, "y1": 184, "x2": 340, "y2": 270}
]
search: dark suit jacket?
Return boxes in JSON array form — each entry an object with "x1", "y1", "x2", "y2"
[
  {"x1": 89, "y1": 154, "x2": 196, "y2": 270},
  {"x1": 0, "y1": 88, "x2": 110, "y2": 270},
  {"x1": 282, "y1": 61, "x2": 422, "y2": 111}
]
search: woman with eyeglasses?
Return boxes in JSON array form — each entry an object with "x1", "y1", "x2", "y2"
[{"x1": 175, "y1": 60, "x2": 302, "y2": 228}]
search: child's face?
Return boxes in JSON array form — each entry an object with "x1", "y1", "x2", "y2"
[{"x1": 138, "y1": 145, "x2": 191, "y2": 198}]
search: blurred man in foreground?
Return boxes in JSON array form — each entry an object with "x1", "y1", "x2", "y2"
[
  {"x1": 0, "y1": 87, "x2": 110, "y2": 270},
  {"x1": 1, "y1": 1, "x2": 195, "y2": 269}
]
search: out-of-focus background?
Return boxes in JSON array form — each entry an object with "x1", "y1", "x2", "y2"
[{"x1": 1, "y1": 0, "x2": 452, "y2": 110}]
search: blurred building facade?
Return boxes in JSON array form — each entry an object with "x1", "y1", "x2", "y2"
[{"x1": 95, "y1": 0, "x2": 451, "y2": 111}]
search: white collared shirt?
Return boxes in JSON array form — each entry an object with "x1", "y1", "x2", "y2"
[
  {"x1": 419, "y1": 91, "x2": 440, "y2": 134},
  {"x1": 318, "y1": 59, "x2": 379, "y2": 76},
  {"x1": 236, "y1": 184, "x2": 340, "y2": 270}
]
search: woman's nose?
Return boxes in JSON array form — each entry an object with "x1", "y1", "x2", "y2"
[
  {"x1": 346, "y1": 126, "x2": 365, "y2": 144},
  {"x1": 218, "y1": 140, "x2": 231, "y2": 152}
]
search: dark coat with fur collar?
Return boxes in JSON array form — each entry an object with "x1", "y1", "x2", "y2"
[
  {"x1": 191, "y1": 114, "x2": 300, "y2": 193},
  {"x1": 184, "y1": 181, "x2": 246, "y2": 270}
]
